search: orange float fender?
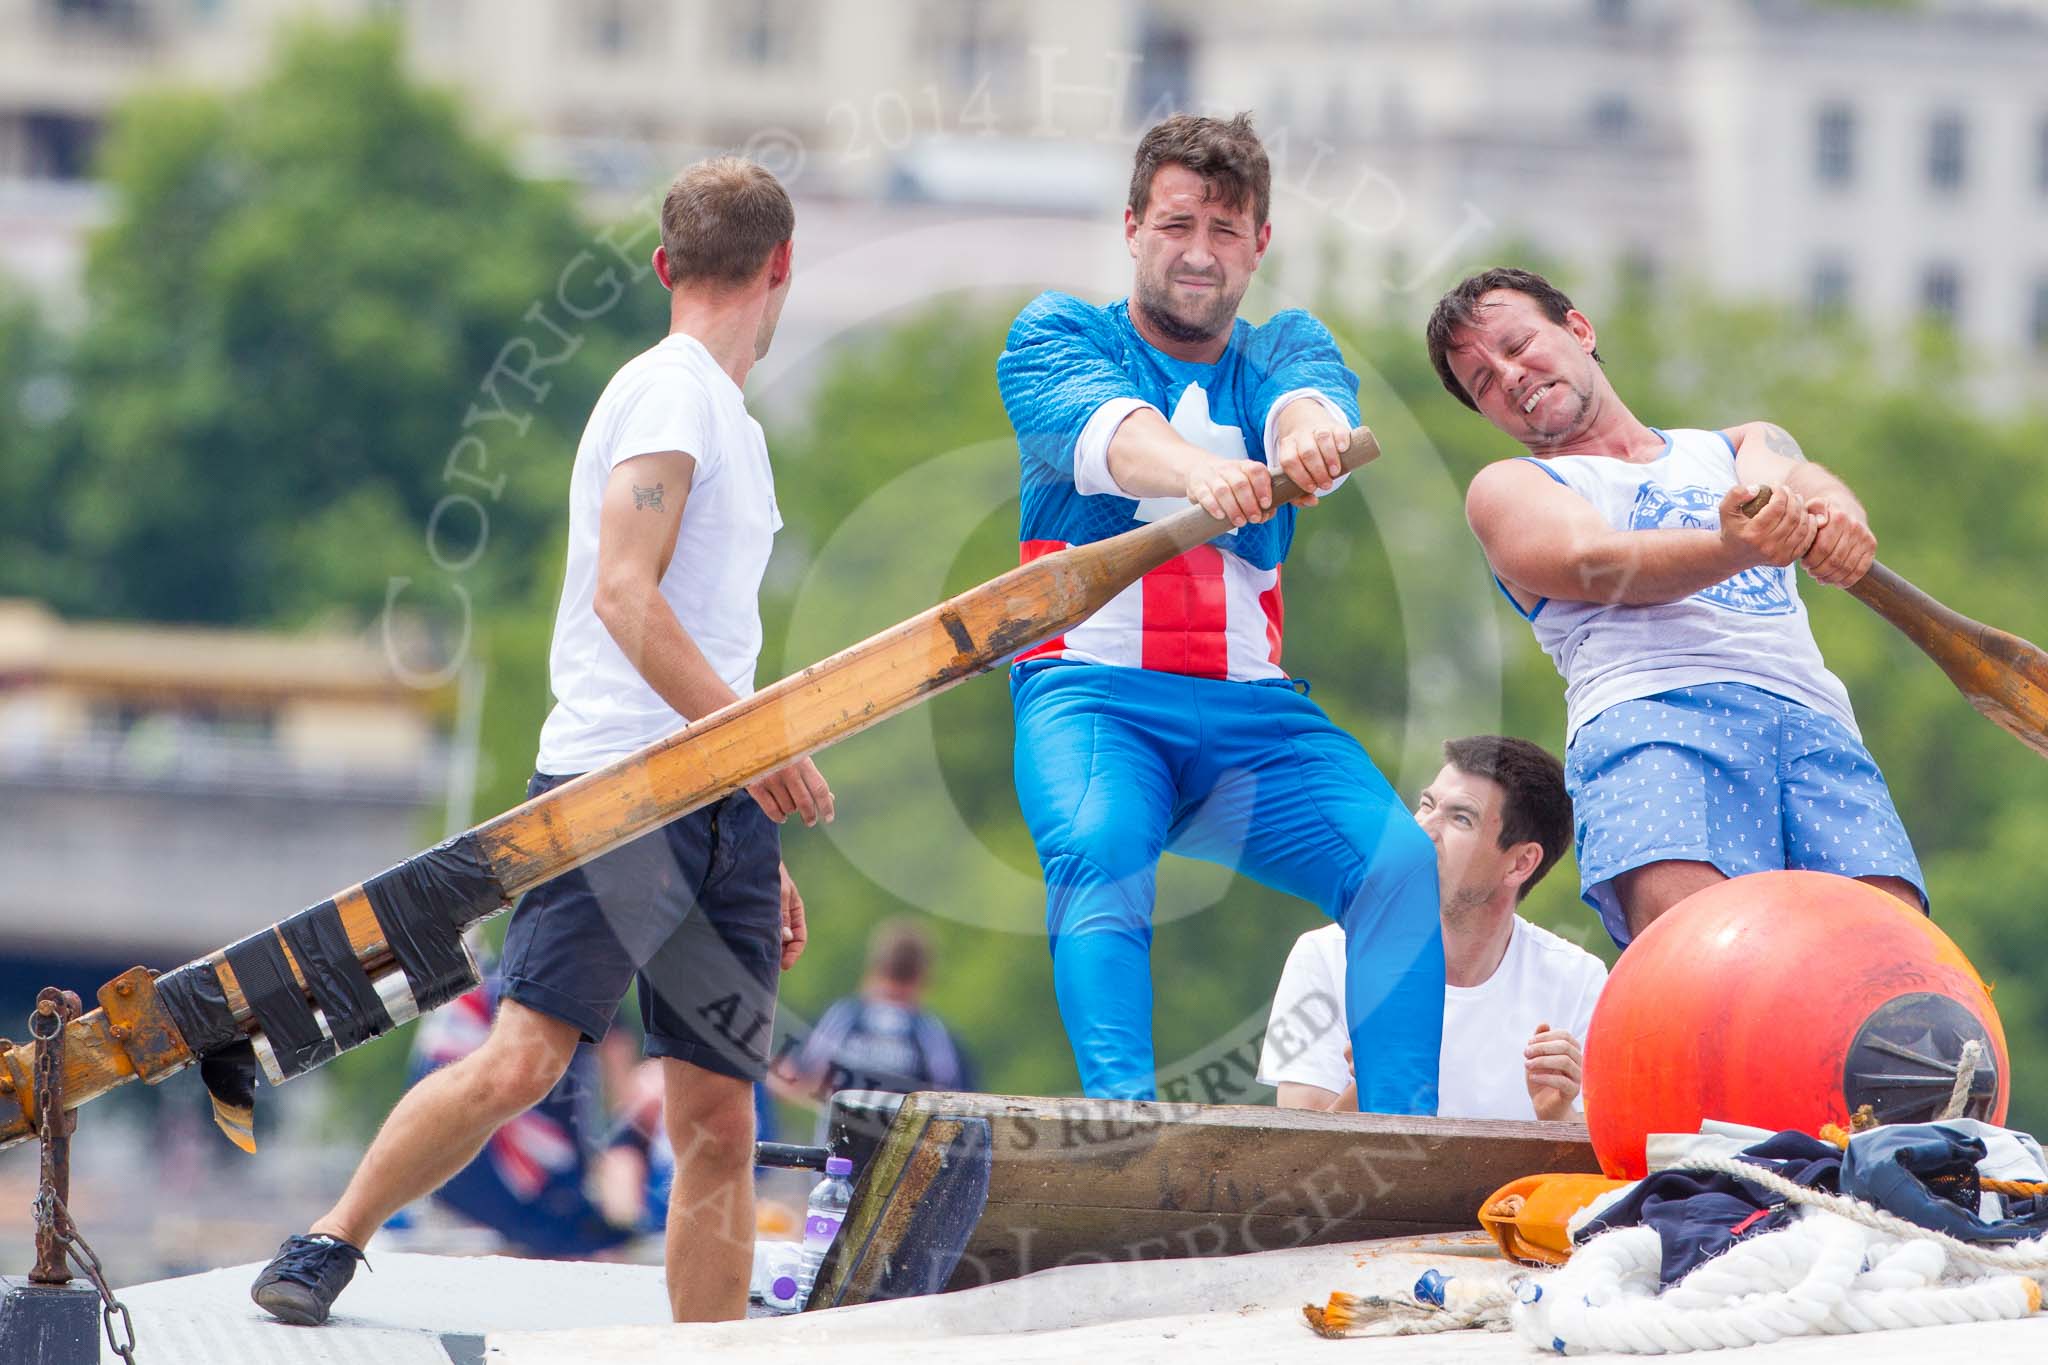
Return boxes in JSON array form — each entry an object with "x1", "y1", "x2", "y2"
[
  {"x1": 1478, "y1": 1172, "x2": 1633, "y2": 1267},
  {"x1": 1582, "y1": 871, "x2": 2007, "y2": 1179}
]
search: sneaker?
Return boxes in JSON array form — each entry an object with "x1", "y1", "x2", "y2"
[{"x1": 250, "y1": 1233, "x2": 368, "y2": 1326}]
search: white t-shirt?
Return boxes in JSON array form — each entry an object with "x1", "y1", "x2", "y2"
[
  {"x1": 1257, "y1": 920, "x2": 1608, "y2": 1120},
  {"x1": 535, "y1": 334, "x2": 782, "y2": 774}
]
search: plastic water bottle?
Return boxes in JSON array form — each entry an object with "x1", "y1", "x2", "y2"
[{"x1": 795, "y1": 1156, "x2": 855, "y2": 1309}]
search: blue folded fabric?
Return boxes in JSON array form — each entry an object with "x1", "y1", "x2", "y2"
[{"x1": 1842, "y1": 1122, "x2": 2048, "y2": 1244}]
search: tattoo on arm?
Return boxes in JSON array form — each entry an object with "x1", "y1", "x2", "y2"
[
  {"x1": 1761, "y1": 424, "x2": 1807, "y2": 462},
  {"x1": 632, "y1": 483, "x2": 665, "y2": 511}
]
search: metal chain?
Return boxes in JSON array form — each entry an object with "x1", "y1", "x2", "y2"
[
  {"x1": 29, "y1": 1005, "x2": 63, "y2": 1281},
  {"x1": 30, "y1": 1189, "x2": 138, "y2": 1364},
  {"x1": 27, "y1": 1000, "x2": 138, "y2": 1363}
]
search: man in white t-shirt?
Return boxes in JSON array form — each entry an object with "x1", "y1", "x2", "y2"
[
  {"x1": 254, "y1": 158, "x2": 829, "y2": 1327},
  {"x1": 1259, "y1": 736, "x2": 1606, "y2": 1121}
]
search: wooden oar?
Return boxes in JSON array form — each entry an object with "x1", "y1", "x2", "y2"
[
  {"x1": 1842, "y1": 565, "x2": 2048, "y2": 760},
  {"x1": 0, "y1": 430, "x2": 1381, "y2": 1151},
  {"x1": 1744, "y1": 485, "x2": 2048, "y2": 759}
]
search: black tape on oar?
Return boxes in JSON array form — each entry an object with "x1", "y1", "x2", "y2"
[
  {"x1": 362, "y1": 833, "x2": 500, "y2": 1013},
  {"x1": 199, "y1": 1038, "x2": 259, "y2": 1152},
  {"x1": 224, "y1": 929, "x2": 335, "y2": 1079},
  {"x1": 153, "y1": 961, "x2": 258, "y2": 1150},
  {"x1": 278, "y1": 900, "x2": 393, "y2": 1051},
  {"x1": 156, "y1": 959, "x2": 241, "y2": 1058}
]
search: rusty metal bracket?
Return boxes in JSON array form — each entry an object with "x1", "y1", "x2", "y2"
[
  {"x1": 97, "y1": 968, "x2": 189, "y2": 1084},
  {"x1": 29, "y1": 990, "x2": 81, "y2": 1287}
]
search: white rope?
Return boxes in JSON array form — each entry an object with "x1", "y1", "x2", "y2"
[
  {"x1": 1513, "y1": 1210, "x2": 2043, "y2": 1355},
  {"x1": 1499, "y1": 1103, "x2": 2048, "y2": 1354},
  {"x1": 1941, "y1": 1039, "x2": 1987, "y2": 1121}
]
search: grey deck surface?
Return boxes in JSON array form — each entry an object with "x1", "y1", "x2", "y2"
[{"x1": 113, "y1": 1242, "x2": 2048, "y2": 1364}]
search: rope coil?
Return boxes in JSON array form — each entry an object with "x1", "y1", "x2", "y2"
[{"x1": 1512, "y1": 1174, "x2": 2047, "y2": 1356}]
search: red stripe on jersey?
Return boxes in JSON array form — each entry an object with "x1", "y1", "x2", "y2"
[
  {"x1": 1260, "y1": 567, "x2": 1285, "y2": 665},
  {"x1": 1142, "y1": 545, "x2": 1229, "y2": 678},
  {"x1": 1017, "y1": 539, "x2": 1069, "y2": 663}
]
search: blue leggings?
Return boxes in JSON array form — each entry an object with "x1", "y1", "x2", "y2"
[{"x1": 1012, "y1": 663, "x2": 1444, "y2": 1112}]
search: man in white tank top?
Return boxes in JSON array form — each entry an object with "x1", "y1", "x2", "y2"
[
  {"x1": 1422, "y1": 268, "x2": 1925, "y2": 948},
  {"x1": 253, "y1": 159, "x2": 829, "y2": 1328}
]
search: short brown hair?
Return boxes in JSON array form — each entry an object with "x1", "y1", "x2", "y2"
[
  {"x1": 1128, "y1": 113, "x2": 1271, "y2": 229},
  {"x1": 868, "y1": 918, "x2": 931, "y2": 986},
  {"x1": 1424, "y1": 267, "x2": 1601, "y2": 411},
  {"x1": 1441, "y1": 735, "x2": 1573, "y2": 901},
  {"x1": 659, "y1": 156, "x2": 794, "y2": 288}
]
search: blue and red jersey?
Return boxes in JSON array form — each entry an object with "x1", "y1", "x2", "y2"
[{"x1": 996, "y1": 292, "x2": 1360, "y2": 681}]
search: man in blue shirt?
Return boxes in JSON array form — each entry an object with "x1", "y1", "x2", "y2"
[{"x1": 995, "y1": 114, "x2": 1444, "y2": 1110}]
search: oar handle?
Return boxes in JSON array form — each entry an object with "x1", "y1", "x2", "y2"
[
  {"x1": 1736, "y1": 483, "x2": 1887, "y2": 602},
  {"x1": 1267, "y1": 425, "x2": 1381, "y2": 507},
  {"x1": 1736, "y1": 481, "x2": 1836, "y2": 567},
  {"x1": 1138, "y1": 424, "x2": 1381, "y2": 564},
  {"x1": 1734, "y1": 484, "x2": 1778, "y2": 519}
]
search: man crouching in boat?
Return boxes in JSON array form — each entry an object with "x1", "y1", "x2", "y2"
[
  {"x1": 1262, "y1": 736, "x2": 1607, "y2": 1120},
  {"x1": 252, "y1": 158, "x2": 827, "y2": 1327},
  {"x1": 1426, "y1": 268, "x2": 1926, "y2": 949},
  {"x1": 996, "y1": 113, "x2": 1444, "y2": 1111}
]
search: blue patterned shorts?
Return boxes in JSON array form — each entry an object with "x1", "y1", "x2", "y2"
[{"x1": 1566, "y1": 683, "x2": 1926, "y2": 947}]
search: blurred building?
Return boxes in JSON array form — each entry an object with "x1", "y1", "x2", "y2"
[
  {"x1": 0, "y1": 602, "x2": 463, "y2": 1286},
  {"x1": 1185, "y1": 0, "x2": 2048, "y2": 385},
  {"x1": 1, "y1": 0, "x2": 2045, "y2": 385},
  {"x1": 0, "y1": 0, "x2": 1137, "y2": 197},
  {"x1": 0, "y1": 599, "x2": 455, "y2": 1016}
]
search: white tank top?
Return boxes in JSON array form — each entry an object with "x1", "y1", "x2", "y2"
[{"x1": 1500, "y1": 427, "x2": 1857, "y2": 741}]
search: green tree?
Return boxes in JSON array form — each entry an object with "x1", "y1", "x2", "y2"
[
  {"x1": 57, "y1": 20, "x2": 651, "y2": 627},
  {"x1": 0, "y1": 288, "x2": 75, "y2": 605}
]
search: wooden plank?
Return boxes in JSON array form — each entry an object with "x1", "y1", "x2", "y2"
[{"x1": 825, "y1": 1092, "x2": 1602, "y2": 1304}]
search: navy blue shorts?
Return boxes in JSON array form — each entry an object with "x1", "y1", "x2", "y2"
[{"x1": 500, "y1": 773, "x2": 783, "y2": 1082}]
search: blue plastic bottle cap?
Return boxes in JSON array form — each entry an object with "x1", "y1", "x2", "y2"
[
  {"x1": 825, "y1": 1157, "x2": 853, "y2": 1176},
  {"x1": 771, "y1": 1276, "x2": 797, "y2": 1299}
]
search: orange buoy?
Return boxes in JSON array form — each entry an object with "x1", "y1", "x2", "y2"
[{"x1": 1582, "y1": 870, "x2": 2007, "y2": 1179}]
